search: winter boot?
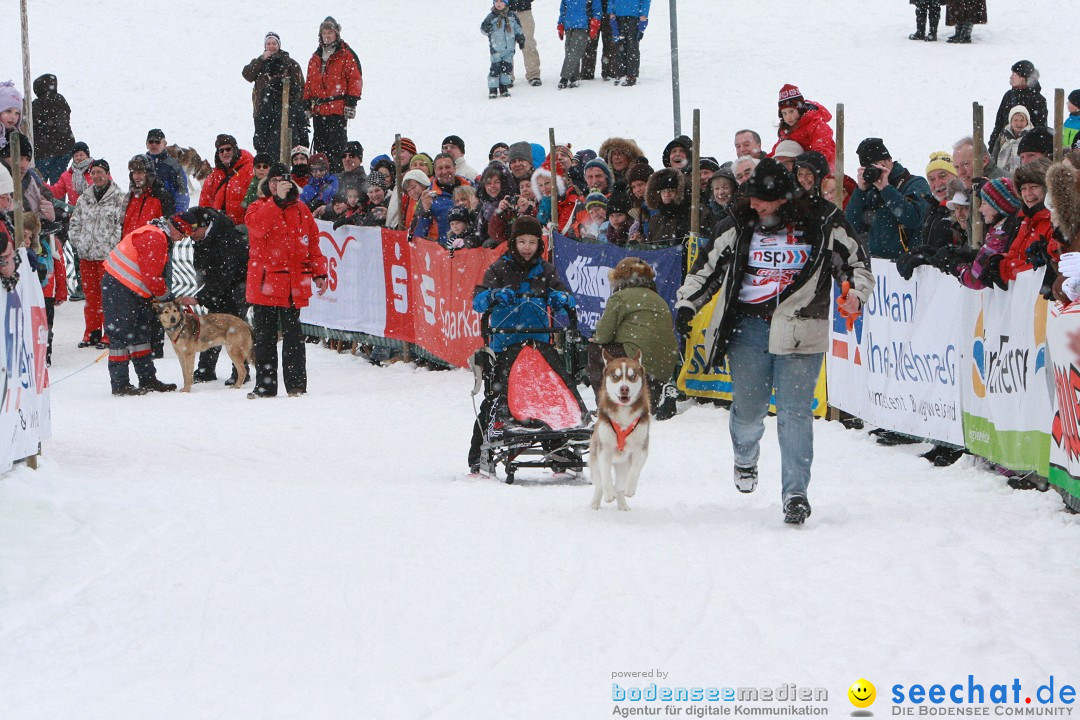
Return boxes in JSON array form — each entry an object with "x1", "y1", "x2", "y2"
[
  {"x1": 558, "y1": 78, "x2": 569, "y2": 89},
  {"x1": 133, "y1": 354, "x2": 176, "y2": 392},
  {"x1": 499, "y1": 84, "x2": 511, "y2": 98},
  {"x1": 489, "y1": 88, "x2": 498, "y2": 99},
  {"x1": 225, "y1": 363, "x2": 251, "y2": 386},
  {"x1": 784, "y1": 496, "x2": 812, "y2": 525},
  {"x1": 192, "y1": 367, "x2": 217, "y2": 383},
  {"x1": 529, "y1": 78, "x2": 542, "y2": 87},
  {"x1": 140, "y1": 378, "x2": 177, "y2": 393},
  {"x1": 108, "y1": 359, "x2": 138, "y2": 395},
  {"x1": 568, "y1": 79, "x2": 579, "y2": 88},
  {"x1": 622, "y1": 76, "x2": 637, "y2": 86},
  {"x1": 734, "y1": 465, "x2": 758, "y2": 494},
  {"x1": 871, "y1": 429, "x2": 919, "y2": 446},
  {"x1": 909, "y1": 5, "x2": 926, "y2": 39},
  {"x1": 653, "y1": 382, "x2": 678, "y2": 421}
]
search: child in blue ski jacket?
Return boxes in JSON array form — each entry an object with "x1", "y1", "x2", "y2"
[{"x1": 481, "y1": 1, "x2": 526, "y2": 99}]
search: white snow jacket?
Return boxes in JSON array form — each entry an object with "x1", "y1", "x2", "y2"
[{"x1": 69, "y1": 181, "x2": 125, "y2": 261}]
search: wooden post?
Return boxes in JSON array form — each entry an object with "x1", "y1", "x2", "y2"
[
  {"x1": 834, "y1": 103, "x2": 845, "y2": 209},
  {"x1": 971, "y1": 102, "x2": 985, "y2": 249},
  {"x1": 12, "y1": 133, "x2": 24, "y2": 257},
  {"x1": 278, "y1": 78, "x2": 291, "y2": 164},
  {"x1": 20, "y1": 0, "x2": 33, "y2": 146},
  {"x1": 548, "y1": 128, "x2": 559, "y2": 240},
  {"x1": 1055, "y1": 88, "x2": 1065, "y2": 162},
  {"x1": 688, "y1": 109, "x2": 701, "y2": 273},
  {"x1": 393, "y1": 134, "x2": 405, "y2": 231}
]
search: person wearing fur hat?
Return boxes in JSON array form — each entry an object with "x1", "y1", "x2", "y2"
[
  {"x1": 998, "y1": 158, "x2": 1054, "y2": 284},
  {"x1": 244, "y1": 163, "x2": 328, "y2": 398},
  {"x1": 769, "y1": 85, "x2": 836, "y2": 168},
  {"x1": 468, "y1": 214, "x2": 572, "y2": 473},
  {"x1": 944, "y1": 0, "x2": 986, "y2": 43},
  {"x1": 989, "y1": 106, "x2": 1032, "y2": 174},
  {"x1": 302, "y1": 17, "x2": 363, "y2": 173},
  {"x1": 598, "y1": 136, "x2": 645, "y2": 190},
  {"x1": 1048, "y1": 153, "x2": 1080, "y2": 304},
  {"x1": 987, "y1": 62, "x2": 1047, "y2": 155},
  {"x1": 243, "y1": 31, "x2": 308, "y2": 161},
  {"x1": 198, "y1": 134, "x2": 255, "y2": 226},
  {"x1": 845, "y1": 137, "x2": 931, "y2": 259},
  {"x1": 589, "y1": 256, "x2": 679, "y2": 418},
  {"x1": 70, "y1": 158, "x2": 126, "y2": 348},
  {"x1": 482, "y1": 1, "x2": 527, "y2": 99},
  {"x1": 299, "y1": 153, "x2": 339, "y2": 215},
  {"x1": 122, "y1": 154, "x2": 175, "y2": 238},
  {"x1": 645, "y1": 167, "x2": 696, "y2": 246},
  {"x1": 675, "y1": 156, "x2": 873, "y2": 525}
]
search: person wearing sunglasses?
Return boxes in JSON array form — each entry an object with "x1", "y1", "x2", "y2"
[
  {"x1": 199, "y1": 134, "x2": 255, "y2": 225},
  {"x1": 144, "y1": 128, "x2": 190, "y2": 213}
]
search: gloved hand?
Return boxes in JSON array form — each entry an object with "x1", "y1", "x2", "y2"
[
  {"x1": 895, "y1": 250, "x2": 928, "y2": 280},
  {"x1": 588, "y1": 18, "x2": 600, "y2": 40},
  {"x1": 637, "y1": 18, "x2": 648, "y2": 40},
  {"x1": 344, "y1": 106, "x2": 356, "y2": 120},
  {"x1": 491, "y1": 287, "x2": 517, "y2": 305},
  {"x1": 675, "y1": 306, "x2": 695, "y2": 338},
  {"x1": 1026, "y1": 239, "x2": 1051, "y2": 269},
  {"x1": 978, "y1": 254, "x2": 1009, "y2": 290},
  {"x1": 1058, "y1": 251, "x2": 1080, "y2": 278},
  {"x1": 610, "y1": 17, "x2": 621, "y2": 41},
  {"x1": 557, "y1": 23, "x2": 565, "y2": 40},
  {"x1": 1063, "y1": 276, "x2": 1080, "y2": 303},
  {"x1": 837, "y1": 291, "x2": 861, "y2": 315},
  {"x1": 548, "y1": 289, "x2": 575, "y2": 309},
  {"x1": 517, "y1": 35, "x2": 526, "y2": 50}
]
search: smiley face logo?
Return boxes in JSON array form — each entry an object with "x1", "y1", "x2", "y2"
[{"x1": 848, "y1": 678, "x2": 876, "y2": 709}]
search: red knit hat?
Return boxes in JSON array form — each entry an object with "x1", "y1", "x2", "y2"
[
  {"x1": 778, "y1": 84, "x2": 803, "y2": 109},
  {"x1": 394, "y1": 137, "x2": 417, "y2": 156}
]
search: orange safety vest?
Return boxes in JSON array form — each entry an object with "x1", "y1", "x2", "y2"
[{"x1": 104, "y1": 233, "x2": 154, "y2": 298}]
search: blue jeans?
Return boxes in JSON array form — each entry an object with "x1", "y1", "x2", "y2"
[
  {"x1": 726, "y1": 315, "x2": 822, "y2": 504},
  {"x1": 37, "y1": 154, "x2": 71, "y2": 184}
]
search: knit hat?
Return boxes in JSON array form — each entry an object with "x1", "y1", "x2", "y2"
[
  {"x1": 778, "y1": 83, "x2": 803, "y2": 109},
  {"x1": 979, "y1": 177, "x2": 1022, "y2": 217},
  {"x1": 401, "y1": 168, "x2": 431, "y2": 188},
  {"x1": 252, "y1": 152, "x2": 273, "y2": 167},
  {"x1": 699, "y1": 156, "x2": 721, "y2": 173},
  {"x1": 856, "y1": 137, "x2": 891, "y2": 166},
  {"x1": 367, "y1": 171, "x2": 387, "y2": 189},
  {"x1": 343, "y1": 140, "x2": 364, "y2": 159},
  {"x1": 442, "y1": 135, "x2": 465, "y2": 154},
  {"x1": 128, "y1": 154, "x2": 153, "y2": 173},
  {"x1": 574, "y1": 148, "x2": 597, "y2": 166},
  {"x1": 585, "y1": 191, "x2": 609, "y2": 209},
  {"x1": 266, "y1": 162, "x2": 290, "y2": 179},
  {"x1": 89, "y1": 158, "x2": 110, "y2": 173},
  {"x1": 510, "y1": 215, "x2": 543, "y2": 242},
  {"x1": 627, "y1": 160, "x2": 653, "y2": 185},
  {"x1": 773, "y1": 140, "x2": 805, "y2": 159},
  {"x1": 1013, "y1": 157, "x2": 1051, "y2": 188},
  {"x1": 448, "y1": 206, "x2": 471, "y2": 225},
  {"x1": 1011, "y1": 60, "x2": 1037, "y2": 80},
  {"x1": 1017, "y1": 127, "x2": 1053, "y2": 158},
  {"x1": 265, "y1": 31, "x2": 281, "y2": 44},
  {"x1": 0, "y1": 81, "x2": 22, "y2": 115},
  {"x1": 395, "y1": 137, "x2": 417, "y2": 156},
  {"x1": 410, "y1": 153, "x2": 434, "y2": 176},
  {"x1": 290, "y1": 145, "x2": 309, "y2": 161},
  {"x1": 508, "y1": 141, "x2": 533, "y2": 165},
  {"x1": 309, "y1": 153, "x2": 330, "y2": 170},
  {"x1": 608, "y1": 192, "x2": 632, "y2": 215},
  {"x1": 489, "y1": 142, "x2": 509, "y2": 160},
  {"x1": 1, "y1": 132, "x2": 32, "y2": 159},
  {"x1": 793, "y1": 151, "x2": 829, "y2": 181},
  {"x1": 1070, "y1": 90, "x2": 1080, "y2": 109},
  {"x1": 146, "y1": 128, "x2": 165, "y2": 143},
  {"x1": 583, "y1": 157, "x2": 614, "y2": 190},
  {"x1": 1008, "y1": 105, "x2": 1031, "y2": 126},
  {"x1": 170, "y1": 212, "x2": 196, "y2": 237},
  {"x1": 320, "y1": 16, "x2": 341, "y2": 33},
  {"x1": 743, "y1": 157, "x2": 795, "y2": 202},
  {"x1": 72, "y1": 141, "x2": 90, "y2": 156},
  {"x1": 653, "y1": 169, "x2": 682, "y2": 192},
  {"x1": 215, "y1": 133, "x2": 238, "y2": 149},
  {"x1": 925, "y1": 151, "x2": 957, "y2": 177},
  {"x1": 0, "y1": 164, "x2": 12, "y2": 195}
]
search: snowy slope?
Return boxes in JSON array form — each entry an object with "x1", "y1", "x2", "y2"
[{"x1": 2, "y1": 2, "x2": 1080, "y2": 719}]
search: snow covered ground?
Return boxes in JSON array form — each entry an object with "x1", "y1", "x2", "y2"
[{"x1": 3, "y1": 1, "x2": 1080, "y2": 718}]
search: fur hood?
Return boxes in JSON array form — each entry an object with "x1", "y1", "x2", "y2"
[
  {"x1": 609, "y1": 256, "x2": 657, "y2": 293},
  {"x1": 645, "y1": 168, "x2": 686, "y2": 211},
  {"x1": 1047, "y1": 157, "x2": 1080, "y2": 242},
  {"x1": 598, "y1": 137, "x2": 645, "y2": 168}
]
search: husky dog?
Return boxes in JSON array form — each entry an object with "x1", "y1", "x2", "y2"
[
  {"x1": 590, "y1": 350, "x2": 651, "y2": 510},
  {"x1": 153, "y1": 301, "x2": 253, "y2": 392}
]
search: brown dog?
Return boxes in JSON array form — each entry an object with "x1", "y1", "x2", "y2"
[
  {"x1": 153, "y1": 301, "x2": 253, "y2": 392},
  {"x1": 166, "y1": 144, "x2": 212, "y2": 181},
  {"x1": 590, "y1": 350, "x2": 651, "y2": 511}
]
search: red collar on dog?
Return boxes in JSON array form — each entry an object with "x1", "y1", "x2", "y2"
[{"x1": 609, "y1": 416, "x2": 641, "y2": 452}]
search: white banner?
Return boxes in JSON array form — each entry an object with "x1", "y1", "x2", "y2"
[
  {"x1": 826, "y1": 262, "x2": 965, "y2": 446},
  {"x1": 959, "y1": 269, "x2": 1052, "y2": 472},
  {"x1": 300, "y1": 223, "x2": 387, "y2": 335},
  {"x1": 0, "y1": 249, "x2": 52, "y2": 473}
]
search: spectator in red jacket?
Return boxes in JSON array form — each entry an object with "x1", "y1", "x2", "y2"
[
  {"x1": 122, "y1": 154, "x2": 175, "y2": 237},
  {"x1": 49, "y1": 141, "x2": 93, "y2": 206},
  {"x1": 244, "y1": 163, "x2": 328, "y2": 398},
  {"x1": 302, "y1": 16, "x2": 363, "y2": 174},
  {"x1": 770, "y1": 84, "x2": 836, "y2": 168},
  {"x1": 198, "y1": 134, "x2": 254, "y2": 226},
  {"x1": 999, "y1": 158, "x2": 1053, "y2": 283}
]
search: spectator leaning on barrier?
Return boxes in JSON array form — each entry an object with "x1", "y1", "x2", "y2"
[
  {"x1": 845, "y1": 137, "x2": 931, "y2": 260},
  {"x1": 674, "y1": 157, "x2": 874, "y2": 525},
  {"x1": 998, "y1": 158, "x2": 1053, "y2": 286}
]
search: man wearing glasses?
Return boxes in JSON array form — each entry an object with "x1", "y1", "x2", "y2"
[
  {"x1": 145, "y1": 129, "x2": 189, "y2": 213},
  {"x1": 338, "y1": 140, "x2": 368, "y2": 195},
  {"x1": 199, "y1": 134, "x2": 255, "y2": 226}
]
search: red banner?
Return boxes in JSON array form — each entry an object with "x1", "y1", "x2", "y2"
[{"x1": 381, "y1": 229, "x2": 415, "y2": 343}]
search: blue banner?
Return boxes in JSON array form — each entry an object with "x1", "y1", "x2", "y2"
[{"x1": 551, "y1": 233, "x2": 684, "y2": 337}]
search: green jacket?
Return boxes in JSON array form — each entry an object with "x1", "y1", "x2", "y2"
[{"x1": 593, "y1": 285, "x2": 679, "y2": 381}]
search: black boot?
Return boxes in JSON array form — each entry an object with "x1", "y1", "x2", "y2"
[{"x1": 909, "y1": 6, "x2": 926, "y2": 39}]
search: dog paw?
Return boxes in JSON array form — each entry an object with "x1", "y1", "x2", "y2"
[
  {"x1": 617, "y1": 500, "x2": 630, "y2": 511},
  {"x1": 180, "y1": 387, "x2": 191, "y2": 393},
  {"x1": 590, "y1": 500, "x2": 601, "y2": 510},
  {"x1": 604, "y1": 493, "x2": 615, "y2": 504}
]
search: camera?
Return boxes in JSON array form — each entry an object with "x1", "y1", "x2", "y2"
[
  {"x1": 506, "y1": 195, "x2": 520, "y2": 205},
  {"x1": 862, "y1": 165, "x2": 883, "y2": 186}
]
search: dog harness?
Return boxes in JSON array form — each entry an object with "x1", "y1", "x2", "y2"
[{"x1": 608, "y1": 416, "x2": 641, "y2": 452}]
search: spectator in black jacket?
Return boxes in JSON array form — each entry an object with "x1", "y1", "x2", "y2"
[
  {"x1": 31, "y1": 74, "x2": 76, "y2": 184},
  {"x1": 987, "y1": 61, "x2": 1047, "y2": 157}
]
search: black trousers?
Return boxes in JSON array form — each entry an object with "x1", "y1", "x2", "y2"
[
  {"x1": 581, "y1": 18, "x2": 614, "y2": 79},
  {"x1": 45, "y1": 297, "x2": 55, "y2": 364},
  {"x1": 197, "y1": 291, "x2": 249, "y2": 375},
  {"x1": 914, "y1": 1, "x2": 941, "y2": 31},
  {"x1": 253, "y1": 112, "x2": 311, "y2": 163},
  {"x1": 611, "y1": 17, "x2": 641, "y2": 79},
  {"x1": 251, "y1": 303, "x2": 306, "y2": 396},
  {"x1": 312, "y1": 115, "x2": 349, "y2": 173}
]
